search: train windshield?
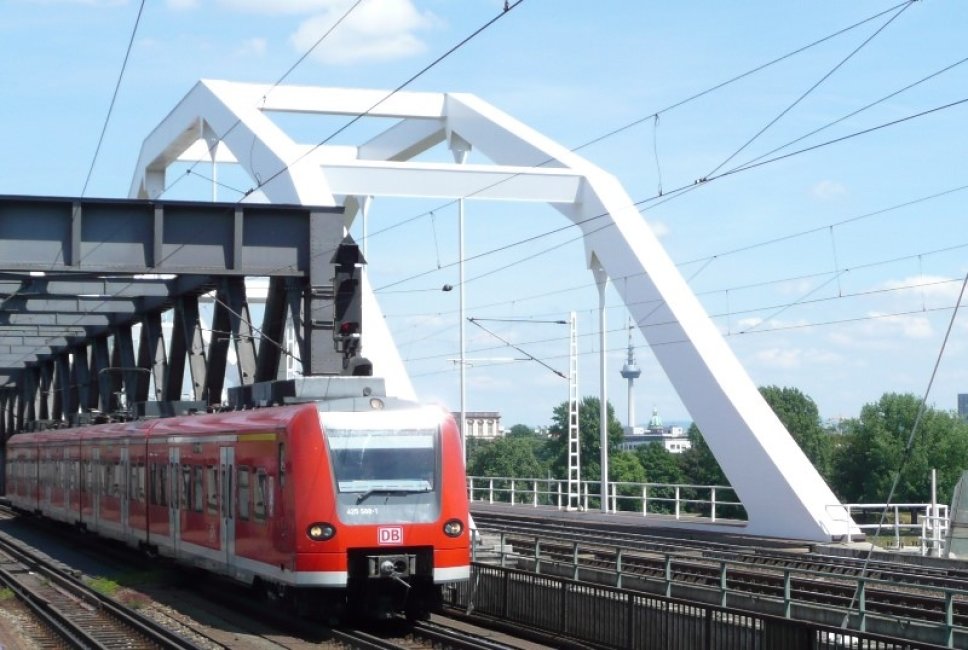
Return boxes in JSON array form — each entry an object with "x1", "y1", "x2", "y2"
[{"x1": 326, "y1": 428, "x2": 437, "y2": 494}]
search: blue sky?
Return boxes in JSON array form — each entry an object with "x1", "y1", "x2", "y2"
[{"x1": 2, "y1": 0, "x2": 967, "y2": 428}]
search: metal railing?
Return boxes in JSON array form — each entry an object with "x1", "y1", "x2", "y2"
[
  {"x1": 842, "y1": 502, "x2": 949, "y2": 555},
  {"x1": 466, "y1": 534, "x2": 966, "y2": 648},
  {"x1": 451, "y1": 562, "x2": 959, "y2": 650},
  {"x1": 467, "y1": 476, "x2": 743, "y2": 522}
]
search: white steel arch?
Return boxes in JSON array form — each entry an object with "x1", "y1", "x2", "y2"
[{"x1": 130, "y1": 80, "x2": 860, "y2": 541}]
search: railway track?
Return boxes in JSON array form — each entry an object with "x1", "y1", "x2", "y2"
[
  {"x1": 473, "y1": 514, "x2": 968, "y2": 629},
  {"x1": 0, "y1": 507, "x2": 557, "y2": 649},
  {"x1": 0, "y1": 530, "x2": 209, "y2": 649}
]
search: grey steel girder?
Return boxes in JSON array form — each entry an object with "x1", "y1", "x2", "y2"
[{"x1": 0, "y1": 195, "x2": 345, "y2": 437}]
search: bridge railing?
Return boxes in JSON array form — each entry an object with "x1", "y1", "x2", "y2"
[
  {"x1": 842, "y1": 502, "x2": 949, "y2": 554},
  {"x1": 466, "y1": 476, "x2": 744, "y2": 522}
]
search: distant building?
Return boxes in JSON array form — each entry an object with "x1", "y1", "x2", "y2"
[
  {"x1": 620, "y1": 407, "x2": 691, "y2": 454},
  {"x1": 454, "y1": 411, "x2": 503, "y2": 440},
  {"x1": 959, "y1": 394, "x2": 968, "y2": 422}
]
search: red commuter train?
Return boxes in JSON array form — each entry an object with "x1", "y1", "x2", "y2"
[{"x1": 4, "y1": 395, "x2": 470, "y2": 620}]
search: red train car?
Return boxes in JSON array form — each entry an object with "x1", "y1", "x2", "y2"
[{"x1": 5, "y1": 397, "x2": 470, "y2": 620}]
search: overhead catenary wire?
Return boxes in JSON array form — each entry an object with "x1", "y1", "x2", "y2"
[
  {"x1": 404, "y1": 279, "x2": 965, "y2": 366},
  {"x1": 405, "y1": 301, "x2": 968, "y2": 379},
  {"x1": 371, "y1": 92, "x2": 968, "y2": 300},
  {"x1": 703, "y1": 0, "x2": 914, "y2": 179},
  {"x1": 157, "y1": 0, "x2": 367, "y2": 199},
  {"x1": 79, "y1": 0, "x2": 146, "y2": 199},
  {"x1": 239, "y1": 0, "x2": 528, "y2": 201},
  {"x1": 468, "y1": 317, "x2": 566, "y2": 379},
  {"x1": 356, "y1": 0, "x2": 920, "y2": 248}
]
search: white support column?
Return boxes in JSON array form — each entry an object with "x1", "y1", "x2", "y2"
[
  {"x1": 592, "y1": 257, "x2": 609, "y2": 513},
  {"x1": 451, "y1": 136, "x2": 471, "y2": 465}
]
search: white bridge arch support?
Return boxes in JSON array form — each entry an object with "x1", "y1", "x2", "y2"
[{"x1": 130, "y1": 80, "x2": 860, "y2": 541}]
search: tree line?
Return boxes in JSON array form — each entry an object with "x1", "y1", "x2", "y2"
[{"x1": 465, "y1": 388, "x2": 968, "y2": 507}]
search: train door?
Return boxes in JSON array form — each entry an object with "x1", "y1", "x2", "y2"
[
  {"x1": 169, "y1": 447, "x2": 180, "y2": 558},
  {"x1": 219, "y1": 446, "x2": 235, "y2": 569},
  {"x1": 121, "y1": 446, "x2": 130, "y2": 538}
]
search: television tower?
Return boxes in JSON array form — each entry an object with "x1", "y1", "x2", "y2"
[{"x1": 620, "y1": 318, "x2": 641, "y2": 429}]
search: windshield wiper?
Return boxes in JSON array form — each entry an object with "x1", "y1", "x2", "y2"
[{"x1": 356, "y1": 487, "x2": 432, "y2": 504}]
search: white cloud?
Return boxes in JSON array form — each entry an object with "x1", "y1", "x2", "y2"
[
  {"x1": 755, "y1": 347, "x2": 801, "y2": 369},
  {"x1": 291, "y1": 0, "x2": 435, "y2": 65},
  {"x1": 235, "y1": 37, "x2": 268, "y2": 57},
  {"x1": 753, "y1": 346, "x2": 841, "y2": 370},
  {"x1": 867, "y1": 312, "x2": 933, "y2": 339},
  {"x1": 211, "y1": 0, "x2": 436, "y2": 65},
  {"x1": 217, "y1": 0, "x2": 343, "y2": 14},
  {"x1": 880, "y1": 274, "x2": 964, "y2": 301},
  {"x1": 811, "y1": 179, "x2": 847, "y2": 200},
  {"x1": 167, "y1": 0, "x2": 199, "y2": 9}
]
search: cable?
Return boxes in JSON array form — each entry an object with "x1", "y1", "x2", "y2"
[
  {"x1": 402, "y1": 275, "x2": 965, "y2": 366},
  {"x1": 704, "y1": 0, "x2": 914, "y2": 178},
  {"x1": 839, "y1": 269, "x2": 968, "y2": 631},
  {"x1": 468, "y1": 318, "x2": 566, "y2": 379},
  {"x1": 723, "y1": 53, "x2": 968, "y2": 176},
  {"x1": 154, "y1": 0, "x2": 367, "y2": 199},
  {"x1": 356, "y1": 0, "x2": 918, "y2": 249},
  {"x1": 405, "y1": 302, "x2": 966, "y2": 378},
  {"x1": 80, "y1": 0, "x2": 146, "y2": 198},
  {"x1": 242, "y1": 0, "x2": 528, "y2": 200},
  {"x1": 570, "y1": 0, "x2": 915, "y2": 155}
]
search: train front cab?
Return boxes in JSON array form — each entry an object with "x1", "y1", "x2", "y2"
[{"x1": 296, "y1": 404, "x2": 470, "y2": 620}]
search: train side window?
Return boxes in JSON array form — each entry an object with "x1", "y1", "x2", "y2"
[
  {"x1": 181, "y1": 465, "x2": 192, "y2": 511},
  {"x1": 149, "y1": 464, "x2": 158, "y2": 505},
  {"x1": 278, "y1": 443, "x2": 286, "y2": 488},
  {"x1": 206, "y1": 465, "x2": 218, "y2": 514},
  {"x1": 150, "y1": 463, "x2": 168, "y2": 506},
  {"x1": 238, "y1": 466, "x2": 250, "y2": 521},
  {"x1": 112, "y1": 461, "x2": 120, "y2": 497},
  {"x1": 193, "y1": 466, "x2": 204, "y2": 513},
  {"x1": 138, "y1": 464, "x2": 146, "y2": 501},
  {"x1": 254, "y1": 469, "x2": 268, "y2": 523}
]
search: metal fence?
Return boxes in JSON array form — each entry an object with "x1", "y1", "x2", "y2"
[
  {"x1": 842, "y1": 502, "x2": 949, "y2": 555},
  {"x1": 448, "y1": 563, "x2": 956, "y2": 650},
  {"x1": 467, "y1": 476, "x2": 743, "y2": 521}
]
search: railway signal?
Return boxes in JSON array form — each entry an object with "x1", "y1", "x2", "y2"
[{"x1": 331, "y1": 235, "x2": 371, "y2": 375}]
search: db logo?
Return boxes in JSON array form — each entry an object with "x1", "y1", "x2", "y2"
[{"x1": 378, "y1": 526, "x2": 403, "y2": 545}]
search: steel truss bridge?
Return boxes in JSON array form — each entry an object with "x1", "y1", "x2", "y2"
[{"x1": 0, "y1": 195, "x2": 346, "y2": 430}]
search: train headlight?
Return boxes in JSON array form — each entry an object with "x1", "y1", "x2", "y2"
[
  {"x1": 443, "y1": 519, "x2": 463, "y2": 537},
  {"x1": 307, "y1": 522, "x2": 336, "y2": 541}
]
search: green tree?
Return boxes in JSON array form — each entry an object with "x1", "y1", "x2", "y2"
[
  {"x1": 610, "y1": 450, "x2": 646, "y2": 482},
  {"x1": 635, "y1": 443, "x2": 685, "y2": 485},
  {"x1": 759, "y1": 385, "x2": 833, "y2": 478},
  {"x1": 546, "y1": 396, "x2": 625, "y2": 482},
  {"x1": 508, "y1": 423, "x2": 535, "y2": 437},
  {"x1": 466, "y1": 435, "x2": 546, "y2": 479},
  {"x1": 608, "y1": 450, "x2": 647, "y2": 512},
  {"x1": 830, "y1": 393, "x2": 968, "y2": 504},
  {"x1": 677, "y1": 423, "x2": 728, "y2": 486}
]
